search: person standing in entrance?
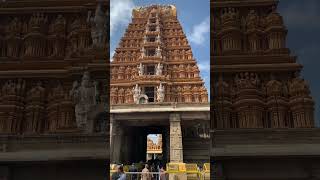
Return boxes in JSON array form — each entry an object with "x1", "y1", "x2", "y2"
[
  {"x1": 159, "y1": 166, "x2": 166, "y2": 180},
  {"x1": 141, "y1": 164, "x2": 151, "y2": 180},
  {"x1": 117, "y1": 165, "x2": 126, "y2": 180},
  {"x1": 129, "y1": 163, "x2": 138, "y2": 180}
]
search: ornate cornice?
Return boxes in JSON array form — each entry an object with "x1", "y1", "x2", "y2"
[{"x1": 212, "y1": 0, "x2": 278, "y2": 8}]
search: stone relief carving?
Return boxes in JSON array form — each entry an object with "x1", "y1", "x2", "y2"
[
  {"x1": 137, "y1": 63, "x2": 144, "y2": 76},
  {"x1": 235, "y1": 72, "x2": 260, "y2": 89},
  {"x1": 89, "y1": 2, "x2": 107, "y2": 49},
  {"x1": 70, "y1": 71, "x2": 98, "y2": 131},
  {"x1": 156, "y1": 63, "x2": 163, "y2": 76},
  {"x1": 156, "y1": 34, "x2": 161, "y2": 43},
  {"x1": 143, "y1": 35, "x2": 147, "y2": 44},
  {"x1": 156, "y1": 82, "x2": 165, "y2": 102},
  {"x1": 141, "y1": 47, "x2": 145, "y2": 58},
  {"x1": 25, "y1": 82, "x2": 45, "y2": 134},
  {"x1": 156, "y1": 46, "x2": 162, "y2": 57},
  {"x1": 48, "y1": 14, "x2": 66, "y2": 57},
  {"x1": 132, "y1": 84, "x2": 141, "y2": 104}
]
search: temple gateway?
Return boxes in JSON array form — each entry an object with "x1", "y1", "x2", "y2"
[{"x1": 110, "y1": 4, "x2": 210, "y2": 170}]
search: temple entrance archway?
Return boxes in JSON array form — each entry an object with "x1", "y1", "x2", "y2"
[
  {"x1": 110, "y1": 104, "x2": 210, "y2": 166},
  {"x1": 111, "y1": 123, "x2": 169, "y2": 165}
]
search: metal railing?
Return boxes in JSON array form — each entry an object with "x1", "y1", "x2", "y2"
[
  {"x1": 110, "y1": 172, "x2": 161, "y2": 180},
  {"x1": 110, "y1": 171, "x2": 210, "y2": 180}
]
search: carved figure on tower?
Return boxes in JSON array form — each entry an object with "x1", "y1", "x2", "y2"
[
  {"x1": 156, "y1": 46, "x2": 162, "y2": 57},
  {"x1": 156, "y1": 34, "x2": 161, "y2": 43},
  {"x1": 132, "y1": 84, "x2": 141, "y2": 103},
  {"x1": 25, "y1": 81, "x2": 45, "y2": 134},
  {"x1": 157, "y1": 83, "x2": 165, "y2": 102},
  {"x1": 70, "y1": 71, "x2": 98, "y2": 131},
  {"x1": 138, "y1": 63, "x2": 144, "y2": 76},
  {"x1": 156, "y1": 63, "x2": 163, "y2": 76},
  {"x1": 143, "y1": 35, "x2": 147, "y2": 44},
  {"x1": 141, "y1": 47, "x2": 145, "y2": 58},
  {"x1": 89, "y1": 2, "x2": 107, "y2": 49}
]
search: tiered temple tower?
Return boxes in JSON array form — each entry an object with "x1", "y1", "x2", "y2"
[
  {"x1": 111, "y1": 5, "x2": 208, "y2": 105},
  {"x1": 212, "y1": 0, "x2": 314, "y2": 129},
  {"x1": 211, "y1": 1, "x2": 320, "y2": 179},
  {"x1": 110, "y1": 5, "x2": 210, "y2": 170}
]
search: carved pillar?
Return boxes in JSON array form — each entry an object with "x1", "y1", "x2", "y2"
[
  {"x1": 168, "y1": 113, "x2": 186, "y2": 180},
  {"x1": 169, "y1": 113, "x2": 183, "y2": 162},
  {"x1": 110, "y1": 115, "x2": 122, "y2": 164}
]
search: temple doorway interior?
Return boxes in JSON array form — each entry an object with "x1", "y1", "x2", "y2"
[
  {"x1": 115, "y1": 124, "x2": 169, "y2": 165},
  {"x1": 146, "y1": 134, "x2": 163, "y2": 162}
]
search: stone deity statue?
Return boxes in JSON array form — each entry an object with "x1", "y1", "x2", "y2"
[
  {"x1": 156, "y1": 63, "x2": 163, "y2": 76},
  {"x1": 143, "y1": 35, "x2": 147, "y2": 44},
  {"x1": 156, "y1": 83, "x2": 165, "y2": 102},
  {"x1": 132, "y1": 84, "x2": 141, "y2": 103},
  {"x1": 137, "y1": 63, "x2": 144, "y2": 76},
  {"x1": 156, "y1": 46, "x2": 162, "y2": 57},
  {"x1": 156, "y1": 34, "x2": 161, "y2": 43},
  {"x1": 70, "y1": 71, "x2": 98, "y2": 131},
  {"x1": 141, "y1": 47, "x2": 145, "y2": 58},
  {"x1": 89, "y1": 2, "x2": 107, "y2": 49}
]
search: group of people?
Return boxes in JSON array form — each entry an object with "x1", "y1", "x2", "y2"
[{"x1": 111, "y1": 160, "x2": 167, "y2": 180}]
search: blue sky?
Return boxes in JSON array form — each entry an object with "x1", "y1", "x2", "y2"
[
  {"x1": 278, "y1": 0, "x2": 320, "y2": 126},
  {"x1": 110, "y1": 0, "x2": 210, "y2": 96}
]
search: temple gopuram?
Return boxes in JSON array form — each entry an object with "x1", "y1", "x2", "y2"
[
  {"x1": 211, "y1": 0, "x2": 320, "y2": 179},
  {"x1": 0, "y1": 0, "x2": 108, "y2": 179},
  {"x1": 146, "y1": 135, "x2": 162, "y2": 160},
  {"x1": 110, "y1": 4, "x2": 210, "y2": 170}
]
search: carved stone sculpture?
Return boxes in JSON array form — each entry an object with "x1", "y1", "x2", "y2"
[
  {"x1": 156, "y1": 46, "x2": 162, "y2": 57},
  {"x1": 156, "y1": 83, "x2": 165, "y2": 102},
  {"x1": 137, "y1": 63, "x2": 144, "y2": 76},
  {"x1": 89, "y1": 2, "x2": 107, "y2": 49},
  {"x1": 25, "y1": 82, "x2": 45, "y2": 134},
  {"x1": 156, "y1": 63, "x2": 163, "y2": 76},
  {"x1": 132, "y1": 84, "x2": 141, "y2": 104},
  {"x1": 70, "y1": 71, "x2": 97, "y2": 131}
]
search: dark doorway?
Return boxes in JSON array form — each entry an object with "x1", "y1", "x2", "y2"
[
  {"x1": 144, "y1": 87, "x2": 155, "y2": 102},
  {"x1": 120, "y1": 126, "x2": 168, "y2": 166},
  {"x1": 146, "y1": 65, "x2": 155, "y2": 75}
]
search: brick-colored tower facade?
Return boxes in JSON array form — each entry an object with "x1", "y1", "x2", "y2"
[
  {"x1": 212, "y1": 0, "x2": 314, "y2": 129},
  {"x1": 111, "y1": 5, "x2": 208, "y2": 105}
]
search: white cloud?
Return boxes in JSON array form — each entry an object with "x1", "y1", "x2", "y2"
[
  {"x1": 188, "y1": 17, "x2": 210, "y2": 45},
  {"x1": 198, "y1": 61, "x2": 210, "y2": 72},
  {"x1": 110, "y1": 0, "x2": 135, "y2": 36},
  {"x1": 147, "y1": 134, "x2": 159, "y2": 144},
  {"x1": 110, "y1": 50, "x2": 115, "y2": 62}
]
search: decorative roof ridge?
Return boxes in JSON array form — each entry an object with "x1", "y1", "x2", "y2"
[{"x1": 133, "y1": 4, "x2": 176, "y2": 11}]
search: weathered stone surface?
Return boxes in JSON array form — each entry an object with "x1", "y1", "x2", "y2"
[
  {"x1": 110, "y1": 5, "x2": 208, "y2": 105},
  {"x1": 211, "y1": 1, "x2": 319, "y2": 179},
  {"x1": 0, "y1": 0, "x2": 109, "y2": 179},
  {"x1": 212, "y1": 0, "x2": 314, "y2": 129}
]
